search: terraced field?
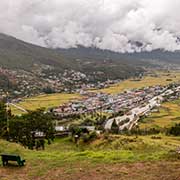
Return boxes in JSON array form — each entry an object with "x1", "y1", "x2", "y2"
[
  {"x1": 11, "y1": 93, "x2": 81, "y2": 115},
  {"x1": 140, "y1": 99, "x2": 180, "y2": 129},
  {"x1": 11, "y1": 71, "x2": 180, "y2": 115},
  {"x1": 94, "y1": 71, "x2": 180, "y2": 94}
]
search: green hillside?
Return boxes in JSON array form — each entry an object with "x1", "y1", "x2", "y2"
[
  {"x1": 0, "y1": 33, "x2": 70, "y2": 71},
  {"x1": 0, "y1": 33, "x2": 144, "y2": 81},
  {"x1": 0, "y1": 135, "x2": 179, "y2": 179}
]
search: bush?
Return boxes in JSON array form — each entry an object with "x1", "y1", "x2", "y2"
[
  {"x1": 81, "y1": 131, "x2": 97, "y2": 143},
  {"x1": 167, "y1": 123, "x2": 180, "y2": 136}
]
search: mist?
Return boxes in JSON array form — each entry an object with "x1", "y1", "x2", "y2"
[{"x1": 1, "y1": 0, "x2": 180, "y2": 52}]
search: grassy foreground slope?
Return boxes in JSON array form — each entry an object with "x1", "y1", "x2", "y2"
[
  {"x1": 11, "y1": 93, "x2": 81, "y2": 115},
  {"x1": 0, "y1": 135, "x2": 180, "y2": 180}
]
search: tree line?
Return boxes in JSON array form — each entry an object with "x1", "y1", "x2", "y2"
[{"x1": 0, "y1": 101, "x2": 55, "y2": 150}]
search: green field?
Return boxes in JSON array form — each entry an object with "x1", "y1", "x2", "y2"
[
  {"x1": 11, "y1": 93, "x2": 81, "y2": 115},
  {"x1": 140, "y1": 99, "x2": 180, "y2": 129},
  {"x1": 94, "y1": 71, "x2": 180, "y2": 94},
  {"x1": 0, "y1": 135, "x2": 179, "y2": 180}
]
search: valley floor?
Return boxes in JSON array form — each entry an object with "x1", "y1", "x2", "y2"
[{"x1": 1, "y1": 71, "x2": 180, "y2": 180}]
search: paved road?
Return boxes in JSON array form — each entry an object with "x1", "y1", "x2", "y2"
[{"x1": 105, "y1": 86, "x2": 180, "y2": 130}]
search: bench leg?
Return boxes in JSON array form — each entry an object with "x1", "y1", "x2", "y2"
[
  {"x1": 18, "y1": 161, "x2": 24, "y2": 166},
  {"x1": 2, "y1": 160, "x2": 5, "y2": 166},
  {"x1": 3, "y1": 160, "x2": 8, "y2": 166}
]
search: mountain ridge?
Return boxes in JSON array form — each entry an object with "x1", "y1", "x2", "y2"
[{"x1": 0, "y1": 33, "x2": 144, "y2": 80}]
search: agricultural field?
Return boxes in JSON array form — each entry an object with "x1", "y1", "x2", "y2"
[
  {"x1": 0, "y1": 135, "x2": 180, "y2": 180},
  {"x1": 11, "y1": 93, "x2": 81, "y2": 115},
  {"x1": 11, "y1": 71, "x2": 180, "y2": 115},
  {"x1": 95, "y1": 71, "x2": 180, "y2": 94},
  {"x1": 140, "y1": 99, "x2": 180, "y2": 129}
]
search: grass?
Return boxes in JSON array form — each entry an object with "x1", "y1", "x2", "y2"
[
  {"x1": 11, "y1": 93, "x2": 81, "y2": 115},
  {"x1": 93, "y1": 71, "x2": 180, "y2": 94},
  {"x1": 140, "y1": 99, "x2": 180, "y2": 129},
  {"x1": 0, "y1": 135, "x2": 179, "y2": 179},
  {"x1": 0, "y1": 135, "x2": 179, "y2": 166}
]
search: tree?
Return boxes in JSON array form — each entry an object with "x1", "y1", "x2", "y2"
[
  {"x1": 168, "y1": 123, "x2": 180, "y2": 136},
  {"x1": 42, "y1": 86, "x2": 55, "y2": 94},
  {"x1": 111, "y1": 119, "x2": 119, "y2": 134},
  {"x1": 9, "y1": 108, "x2": 55, "y2": 149}
]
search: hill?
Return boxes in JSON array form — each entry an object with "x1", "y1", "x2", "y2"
[
  {"x1": 1, "y1": 33, "x2": 180, "y2": 83},
  {"x1": 0, "y1": 33, "x2": 144, "y2": 79},
  {"x1": 1, "y1": 33, "x2": 180, "y2": 75},
  {"x1": 1, "y1": 33, "x2": 180, "y2": 97},
  {"x1": 58, "y1": 46, "x2": 180, "y2": 66},
  {"x1": 0, "y1": 33, "x2": 147, "y2": 98},
  {"x1": 0, "y1": 33, "x2": 70, "y2": 71},
  {"x1": 0, "y1": 135, "x2": 179, "y2": 180}
]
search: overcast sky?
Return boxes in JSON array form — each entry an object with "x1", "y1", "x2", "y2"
[{"x1": 1, "y1": 0, "x2": 180, "y2": 52}]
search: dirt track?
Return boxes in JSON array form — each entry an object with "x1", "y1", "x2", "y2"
[{"x1": 0, "y1": 161, "x2": 180, "y2": 180}]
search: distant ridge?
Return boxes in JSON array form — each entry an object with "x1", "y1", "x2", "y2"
[
  {"x1": 1, "y1": 33, "x2": 180, "y2": 82},
  {"x1": 58, "y1": 45, "x2": 180, "y2": 64},
  {"x1": 0, "y1": 33, "x2": 144, "y2": 80}
]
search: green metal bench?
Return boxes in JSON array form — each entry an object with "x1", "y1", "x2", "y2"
[{"x1": 1, "y1": 154, "x2": 25, "y2": 166}]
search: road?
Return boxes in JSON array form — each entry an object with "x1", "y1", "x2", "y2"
[{"x1": 105, "y1": 86, "x2": 180, "y2": 130}]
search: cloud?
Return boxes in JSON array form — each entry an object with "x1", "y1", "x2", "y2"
[{"x1": 0, "y1": 0, "x2": 180, "y2": 52}]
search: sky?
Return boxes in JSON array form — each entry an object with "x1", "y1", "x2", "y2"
[{"x1": 0, "y1": 0, "x2": 180, "y2": 53}]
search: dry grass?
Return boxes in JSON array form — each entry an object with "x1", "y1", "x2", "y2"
[
  {"x1": 11, "y1": 93, "x2": 81, "y2": 115},
  {"x1": 93, "y1": 71, "x2": 180, "y2": 94},
  {"x1": 42, "y1": 161, "x2": 180, "y2": 180},
  {"x1": 140, "y1": 99, "x2": 180, "y2": 129},
  {"x1": 0, "y1": 161, "x2": 180, "y2": 180}
]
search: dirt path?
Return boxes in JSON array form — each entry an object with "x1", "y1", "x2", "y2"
[{"x1": 0, "y1": 161, "x2": 180, "y2": 180}]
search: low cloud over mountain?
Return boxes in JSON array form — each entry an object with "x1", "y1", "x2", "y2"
[{"x1": 1, "y1": 0, "x2": 180, "y2": 52}]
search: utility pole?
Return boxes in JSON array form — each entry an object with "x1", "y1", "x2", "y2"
[
  {"x1": 6, "y1": 78, "x2": 11, "y2": 140},
  {"x1": 6, "y1": 92, "x2": 10, "y2": 139}
]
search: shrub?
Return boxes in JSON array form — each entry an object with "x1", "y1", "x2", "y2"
[
  {"x1": 167, "y1": 123, "x2": 180, "y2": 136},
  {"x1": 81, "y1": 131, "x2": 97, "y2": 143}
]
